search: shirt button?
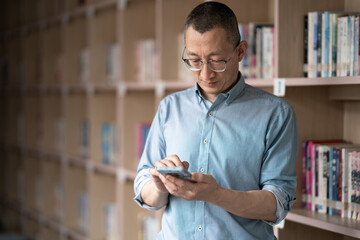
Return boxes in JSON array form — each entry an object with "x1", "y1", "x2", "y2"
[
  {"x1": 208, "y1": 111, "x2": 213, "y2": 117},
  {"x1": 200, "y1": 168, "x2": 205, "y2": 173},
  {"x1": 198, "y1": 225, "x2": 202, "y2": 231},
  {"x1": 203, "y1": 139, "x2": 208, "y2": 144}
]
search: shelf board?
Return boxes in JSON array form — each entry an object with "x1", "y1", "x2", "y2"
[
  {"x1": 246, "y1": 76, "x2": 360, "y2": 87},
  {"x1": 286, "y1": 208, "x2": 360, "y2": 238},
  {"x1": 91, "y1": 161, "x2": 137, "y2": 182}
]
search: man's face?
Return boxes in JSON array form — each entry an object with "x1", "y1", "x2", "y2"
[{"x1": 184, "y1": 26, "x2": 246, "y2": 102}]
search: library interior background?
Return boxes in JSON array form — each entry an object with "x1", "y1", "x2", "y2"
[{"x1": 1, "y1": 0, "x2": 360, "y2": 239}]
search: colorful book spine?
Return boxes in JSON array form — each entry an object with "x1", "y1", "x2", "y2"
[{"x1": 101, "y1": 122, "x2": 118, "y2": 165}]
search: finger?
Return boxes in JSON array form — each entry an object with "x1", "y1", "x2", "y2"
[
  {"x1": 164, "y1": 155, "x2": 183, "y2": 167},
  {"x1": 191, "y1": 172, "x2": 211, "y2": 183},
  {"x1": 159, "y1": 158, "x2": 177, "y2": 167},
  {"x1": 155, "y1": 158, "x2": 176, "y2": 168},
  {"x1": 182, "y1": 161, "x2": 190, "y2": 169}
]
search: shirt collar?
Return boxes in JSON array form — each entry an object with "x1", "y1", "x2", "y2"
[{"x1": 194, "y1": 72, "x2": 246, "y2": 105}]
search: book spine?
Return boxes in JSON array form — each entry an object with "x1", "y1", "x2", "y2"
[
  {"x1": 317, "y1": 12, "x2": 322, "y2": 77},
  {"x1": 322, "y1": 12, "x2": 330, "y2": 77},
  {"x1": 357, "y1": 16, "x2": 360, "y2": 75},
  {"x1": 353, "y1": 16, "x2": 359, "y2": 76},
  {"x1": 104, "y1": 203, "x2": 117, "y2": 240},
  {"x1": 307, "y1": 142, "x2": 312, "y2": 210},
  {"x1": 302, "y1": 142, "x2": 307, "y2": 208},
  {"x1": 308, "y1": 12, "x2": 316, "y2": 78},
  {"x1": 304, "y1": 15, "x2": 308, "y2": 77}
]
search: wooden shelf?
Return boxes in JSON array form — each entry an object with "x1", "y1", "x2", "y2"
[{"x1": 287, "y1": 208, "x2": 360, "y2": 238}]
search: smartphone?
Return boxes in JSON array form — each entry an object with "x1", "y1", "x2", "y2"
[{"x1": 157, "y1": 166, "x2": 195, "y2": 182}]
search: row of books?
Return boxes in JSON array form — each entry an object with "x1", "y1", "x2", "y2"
[
  {"x1": 304, "y1": 11, "x2": 360, "y2": 78},
  {"x1": 79, "y1": 43, "x2": 120, "y2": 83},
  {"x1": 302, "y1": 140, "x2": 360, "y2": 219},
  {"x1": 135, "y1": 39, "x2": 157, "y2": 82},
  {"x1": 238, "y1": 23, "x2": 275, "y2": 79},
  {"x1": 78, "y1": 193, "x2": 117, "y2": 239}
]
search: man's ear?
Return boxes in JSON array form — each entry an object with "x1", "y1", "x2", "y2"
[{"x1": 237, "y1": 41, "x2": 248, "y2": 62}]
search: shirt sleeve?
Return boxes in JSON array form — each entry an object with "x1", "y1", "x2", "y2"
[
  {"x1": 133, "y1": 100, "x2": 167, "y2": 210},
  {"x1": 262, "y1": 184, "x2": 296, "y2": 226},
  {"x1": 260, "y1": 102, "x2": 299, "y2": 225}
]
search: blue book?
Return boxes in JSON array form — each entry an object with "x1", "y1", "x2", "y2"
[
  {"x1": 102, "y1": 123, "x2": 111, "y2": 164},
  {"x1": 322, "y1": 12, "x2": 330, "y2": 77}
]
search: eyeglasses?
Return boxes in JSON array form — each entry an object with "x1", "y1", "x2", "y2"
[{"x1": 182, "y1": 47, "x2": 237, "y2": 73}]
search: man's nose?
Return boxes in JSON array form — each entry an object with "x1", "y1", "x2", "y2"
[{"x1": 200, "y1": 62, "x2": 215, "y2": 79}]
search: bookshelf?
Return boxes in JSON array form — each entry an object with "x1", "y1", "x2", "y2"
[{"x1": 0, "y1": 0, "x2": 360, "y2": 239}]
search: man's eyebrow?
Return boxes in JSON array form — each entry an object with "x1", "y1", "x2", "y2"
[{"x1": 186, "y1": 49, "x2": 224, "y2": 58}]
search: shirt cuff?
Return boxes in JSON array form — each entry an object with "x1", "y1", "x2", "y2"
[
  {"x1": 262, "y1": 184, "x2": 296, "y2": 226},
  {"x1": 133, "y1": 169, "x2": 165, "y2": 211}
]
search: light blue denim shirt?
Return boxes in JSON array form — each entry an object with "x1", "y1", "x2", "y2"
[{"x1": 134, "y1": 72, "x2": 298, "y2": 240}]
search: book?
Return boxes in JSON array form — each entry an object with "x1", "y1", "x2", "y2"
[
  {"x1": 307, "y1": 12, "x2": 319, "y2": 78},
  {"x1": 104, "y1": 203, "x2": 117, "y2": 240},
  {"x1": 106, "y1": 43, "x2": 120, "y2": 83},
  {"x1": 321, "y1": 12, "x2": 330, "y2": 77},
  {"x1": 80, "y1": 120, "x2": 89, "y2": 159},
  {"x1": 141, "y1": 215, "x2": 159, "y2": 240},
  {"x1": 261, "y1": 26, "x2": 274, "y2": 79},
  {"x1": 101, "y1": 122, "x2": 118, "y2": 165},
  {"x1": 79, "y1": 48, "x2": 90, "y2": 83},
  {"x1": 78, "y1": 192, "x2": 88, "y2": 233},
  {"x1": 303, "y1": 15, "x2": 308, "y2": 77},
  {"x1": 342, "y1": 147, "x2": 360, "y2": 218}
]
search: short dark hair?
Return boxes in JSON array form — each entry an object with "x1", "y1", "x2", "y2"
[{"x1": 184, "y1": 1, "x2": 240, "y2": 48}]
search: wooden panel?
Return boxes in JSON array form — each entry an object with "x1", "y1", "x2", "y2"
[
  {"x1": 63, "y1": 16, "x2": 87, "y2": 84},
  {"x1": 344, "y1": 102, "x2": 360, "y2": 145},
  {"x1": 284, "y1": 86, "x2": 344, "y2": 208},
  {"x1": 43, "y1": 24, "x2": 62, "y2": 86}
]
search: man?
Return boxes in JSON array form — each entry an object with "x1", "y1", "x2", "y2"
[{"x1": 134, "y1": 2, "x2": 298, "y2": 239}]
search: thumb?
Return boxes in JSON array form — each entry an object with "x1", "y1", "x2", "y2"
[{"x1": 182, "y1": 161, "x2": 190, "y2": 169}]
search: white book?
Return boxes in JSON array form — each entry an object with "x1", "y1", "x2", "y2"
[
  {"x1": 343, "y1": 147, "x2": 360, "y2": 218},
  {"x1": 106, "y1": 43, "x2": 120, "y2": 82},
  {"x1": 317, "y1": 145, "x2": 329, "y2": 214},
  {"x1": 261, "y1": 27, "x2": 274, "y2": 79},
  {"x1": 78, "y1": 192, "x2": 88, "y2": 233},
  {"x1": 104, "y1": 203, "x2": 117, "y2": 240},
  {"x1": 308, "y1": 12, "x2": 318, "y2": 78}
]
